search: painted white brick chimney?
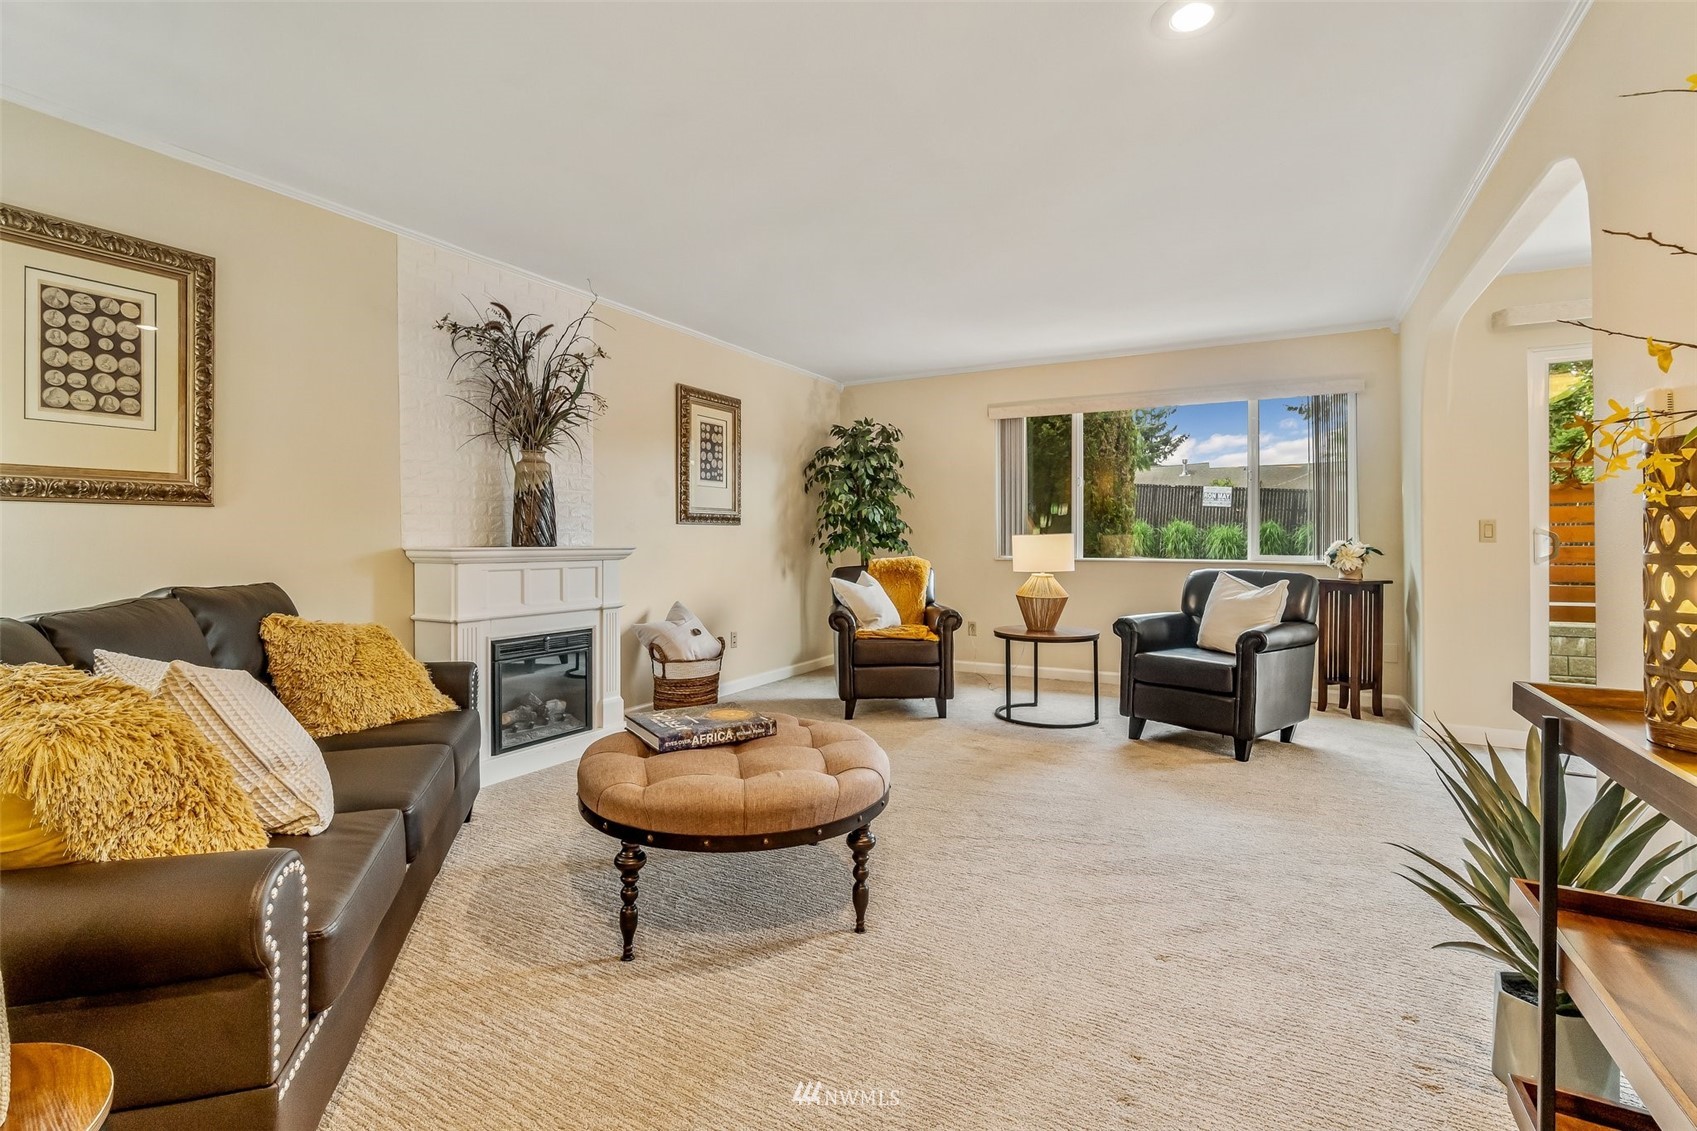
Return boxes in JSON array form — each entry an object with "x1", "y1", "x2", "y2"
[{"x1": 398, "y1": 236, "x2": 595, "y2": 548}]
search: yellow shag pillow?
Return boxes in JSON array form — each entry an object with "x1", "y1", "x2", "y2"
[
  {"x1": 261, "y1": 615, "x2": 458, "y2": 739},
  {"x1": 859, "y1": 556, "x2": 939, "y2": 642},
  {"x1": 0, "y1": 664, "x2": 268, "y2": 867}
]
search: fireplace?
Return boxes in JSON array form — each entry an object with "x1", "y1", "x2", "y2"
[{"x1": 490, "y1": 630, "x2": 593, "y2": 756}]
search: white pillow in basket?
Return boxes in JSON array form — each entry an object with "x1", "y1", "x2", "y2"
[
  {"x1": 1197, "y1": 573, "x2": 1290, "y2": 654},
  {"x1": 830, "y1": 571, "x2": 902, "y2": 630},
  {"x1": 632, "y1": 602, "x2": 722, "y2": 661},
  {"x1": 94, "y1": 649, "x2": 334, "y2": 835}
]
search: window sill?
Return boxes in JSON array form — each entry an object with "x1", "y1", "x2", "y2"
[{"x1": 994, "y1": 555, "x2": 1327, "y2": 567}]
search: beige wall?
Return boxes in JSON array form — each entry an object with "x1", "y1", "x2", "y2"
[
  {"x1": 843, "y1": 329, "x2": 1404, "y2": 694},
  {"x1": 0, "y1": 103, "x2": 410, "y2": 633},
  {"x1": 1422, "y1": 268, "x2": 1590, "y2": 735},
  {"x1": 592, "y1": 314, "x2": 840, "y2": 704},
  {"x1": 1401, "y1": 1, "x2": 1697, "y2": 718}
]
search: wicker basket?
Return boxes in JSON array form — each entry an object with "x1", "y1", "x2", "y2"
[{"x1": 649, "y1": 637, "x2": 725, "y2": 710}]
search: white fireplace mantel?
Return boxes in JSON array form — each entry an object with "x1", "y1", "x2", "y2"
[{"x1": 407, "y1": 546, "x2": 635, "y2": 786}]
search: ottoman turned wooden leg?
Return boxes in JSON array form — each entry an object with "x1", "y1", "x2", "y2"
[
  {"x1": 848, "y1": 825, "x2": 876, "y2": 933},
  {"x1": 615, "y1": 841, "x2": 646, "y2": 961}
]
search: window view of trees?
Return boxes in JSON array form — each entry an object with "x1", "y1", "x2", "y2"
[
  {"x1": 1008, "y1": 394, "x2": 1352, "y2": 561},
  {"x1": 1025, "y1": 415, "x2": 1072, "y2": 534},
  {"x1": 1082, "y1": 407, "x2": 1187, "y2": 557},
  {"x1": 1549, "y1": 360, "x2": 1594, "y2": 484}
]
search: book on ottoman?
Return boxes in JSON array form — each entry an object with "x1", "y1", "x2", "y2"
[{"x1": 625, "y1": 705, "x2": 777, "y2": 752}]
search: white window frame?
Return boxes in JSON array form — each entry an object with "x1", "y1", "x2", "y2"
[{"x1": 996, "y1": 392, "x2": 1360, "y2": 565}]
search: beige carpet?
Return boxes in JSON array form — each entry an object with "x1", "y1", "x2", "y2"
[{"x1": 321, "y1": 673, "x2": 1512, "y2": 1130}]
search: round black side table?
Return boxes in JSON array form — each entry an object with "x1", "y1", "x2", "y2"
[{"x1": 992, "y1": 625, "x2": 1100, "y2": 729}]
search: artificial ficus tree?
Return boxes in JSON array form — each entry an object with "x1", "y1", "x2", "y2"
[{"x1": 802, "y1": 418, "x2": 914, "y2": 567}]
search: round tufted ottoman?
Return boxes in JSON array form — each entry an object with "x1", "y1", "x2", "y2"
[{"x1": 577, "y1": 713, "x2": 891, "y2": 960}]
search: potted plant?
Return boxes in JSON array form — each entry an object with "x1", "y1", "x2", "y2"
[
  {"x1": 802, "y1": 418, "x2": 914, "y2": 566},
  {"x1": 1323, "y1": 537, "x2": 1381, "y2": 580},
  {"x1": 1396, "y1": 723, "x2": 1696, "y2": 1097},
  {"x1": 436, "y1": 300, "x2": 607, "y2": 547}
]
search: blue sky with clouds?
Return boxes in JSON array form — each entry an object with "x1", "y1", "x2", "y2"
[{"x1": 1158, "y1": 398, "x2": 1311, "y2": 469}]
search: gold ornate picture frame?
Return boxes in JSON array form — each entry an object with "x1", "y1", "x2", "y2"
[
  {"x1": 676, "y1": 384, "x2": 740, "y2": 524},
  {"x1": 1, "y1": 204, "x2": 214, "y2": 505}
]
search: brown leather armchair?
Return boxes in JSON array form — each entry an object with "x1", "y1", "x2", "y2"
[
  {"x1": 1114, "y1": 569, "x2": 1319, "y2": 762},
  {"x1": 829, "y1": 565, "x2": 961, "y2": 719}
]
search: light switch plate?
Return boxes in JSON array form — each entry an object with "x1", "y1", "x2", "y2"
[{"x1": 1479, "y1": 519, "x2": 1497, "y2": 543}]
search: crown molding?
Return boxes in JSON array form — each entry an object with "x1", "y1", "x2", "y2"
[
  {"x1": 0, "y1": 89, "x2": 841, "y2": 391},
  {"x1": 839, "y1": 318, "x2": 1398, "y2": 389},
  {"x1": 1392, "y1": 0, "x2": 1592, "y2": 321}
]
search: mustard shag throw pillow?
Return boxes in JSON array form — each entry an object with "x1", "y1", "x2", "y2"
[
  {"x1": 0, "y1": 664, "x2": 268, "y2": 866},
  {"x1": 261, "y1": 615, "x2": 457, "y2": 739},
  {"x1": 859, "y1": 557, "x2": 939, "y2": 642}
]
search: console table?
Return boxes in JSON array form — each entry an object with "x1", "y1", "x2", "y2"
[
  {"x1": 1315, "y1": 578, "x2": 1392, "y2": 718},
  {"x1": 1509, "y1": 682, "x2": 1697, "y2": 1131}
]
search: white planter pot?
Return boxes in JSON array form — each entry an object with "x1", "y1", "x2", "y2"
[{"x1": 1490, "y1": 971, "x2": 1620, "y2": 1100}]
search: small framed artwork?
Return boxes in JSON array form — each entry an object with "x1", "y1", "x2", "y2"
[
  {"x1": 676, "y1": 384, "x2": 741, "y2": 524},
  {"x1": 1, "y1": 203, "x2": 214, "y2": 504}
]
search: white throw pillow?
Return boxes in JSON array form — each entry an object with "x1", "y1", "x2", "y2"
[
  {"x1": 830, "y1": 572, "x2": 902, "y2": 630},
  {"x1": 632, "y1": 601, "x2": 722, "y2": 661},
  {"x1": 96, "y1": 649, "x2": 333, "y2": 835},
  {"x1": 1196, "y1": 574, "x2": 1291, "y2": 654}
]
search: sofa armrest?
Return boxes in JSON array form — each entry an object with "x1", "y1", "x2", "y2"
[
  {"x1": 1237, "y1": 621, "x2": 1319, "y2": 656},
  {"x1": 424, "y1": 660, "x2": 478, "y2": 710},
  {"x1": 0, "y1": 848, "x2": 304, "y2": 1006},
  {"x1": 924, "y1": 603, "x2": 963, "y2": 635},
  {"x1": 1113, "y1": 611, "x2": 1194, "y2": 654}
]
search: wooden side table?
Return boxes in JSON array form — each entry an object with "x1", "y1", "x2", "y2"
[
  {"x1": 2, "y1": 1043, "x2": 114, "y2": 1131},
  {"x1": 1315, "y1": 578, "x2": 1392, "y2": 719},
  {"x1": 991, "y1": 625, "x2": 1100, "y2": 729}
]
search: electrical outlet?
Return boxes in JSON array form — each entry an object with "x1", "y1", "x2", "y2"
[
  {"x1": 1479, "y1": 519, "x2": 1497, "y2": 543},
  {"x1": 967, "y1": 621, "x2": 978, "y2": 636},
  {"x1": 728, "y1": 631, "x2": 739, "y2": 649}
]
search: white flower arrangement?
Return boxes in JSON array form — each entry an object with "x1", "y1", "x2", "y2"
[{"x1": 1324, "y1": 538, "x2": 1383, "y2": 575}]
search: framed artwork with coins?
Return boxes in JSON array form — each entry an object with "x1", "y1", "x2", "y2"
[
  {"x1": 1, "y1": 204, "x2": 214, "y2": 504},
  {"x1": 676, "y1": 384, "x2": 741, "y2": 524}
]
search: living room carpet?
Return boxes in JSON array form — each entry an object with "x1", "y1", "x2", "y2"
[{"x1": 321, "y1": 672, "x2": 1512, "y2": 1130}]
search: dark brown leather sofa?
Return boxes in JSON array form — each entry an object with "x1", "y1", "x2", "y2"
[
  {"x1": 1114, "y1": 569, "x2": 1319, "y2": 762},
  {"x1": 828, "y1": 564, "x2": 961, "y2": 719},
  {"x1": 0, "y1": 583, "x2": 479, "y2": 1131}
]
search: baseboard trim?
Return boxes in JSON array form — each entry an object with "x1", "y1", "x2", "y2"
[
  {"x1": 626, "y1": 654, "x2": 835, "y2": 714},
  {"x1": 720, "y1": 655, "x2": 834, "y2": 697}
]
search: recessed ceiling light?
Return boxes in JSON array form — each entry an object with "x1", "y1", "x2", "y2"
[
  {"x1": 1151, "y1": 1, "x2": 1229, "y2": 38},
  {"x1": 1168, "y1": 2, "x2": 1215, "y2": 33}
]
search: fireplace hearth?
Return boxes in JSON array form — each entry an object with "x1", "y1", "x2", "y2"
[{"x1": 491, "y1": 630, "x2": 593, "y2": 756}]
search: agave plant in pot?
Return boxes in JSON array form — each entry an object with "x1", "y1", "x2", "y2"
[
  {"x1": 436, "y1": 300, "x2": 607, "y2": 547},
  {"x1": 1397, "y1": 723, "x2": 1696, "y2": 1098}
]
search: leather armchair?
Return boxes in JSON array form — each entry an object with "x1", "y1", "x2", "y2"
[
  {"x1": 1113, "y1": 569, "x2": 1319, "y2": 761},
  {"x1": 830, "y1": 565, "x2": 961, "y2": 719}
]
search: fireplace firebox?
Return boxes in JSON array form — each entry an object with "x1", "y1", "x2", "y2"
[{"x1": 490, "y1": 630, "x2": 593, "y2": 756}]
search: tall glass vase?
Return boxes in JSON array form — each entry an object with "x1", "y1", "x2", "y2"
[{"x1": 511, "y1": 449, "x2": 557, "y2": 548}]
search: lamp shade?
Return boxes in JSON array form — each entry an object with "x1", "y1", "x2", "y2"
[{"x1": 1012, "y1": 533, "x2": 1075, "y2": 574}]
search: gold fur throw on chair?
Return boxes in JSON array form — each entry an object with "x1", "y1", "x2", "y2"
[
  {"x1": 859, "y1": 557, "x2": 939, "y2": 641},
  {"x1": 0, "y1": 664, "x2": 268, "y2": 863}
]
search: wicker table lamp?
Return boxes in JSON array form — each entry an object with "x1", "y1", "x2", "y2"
[{"x1": 1012, "y1": 534, "x2": 1075, "y2": 632}]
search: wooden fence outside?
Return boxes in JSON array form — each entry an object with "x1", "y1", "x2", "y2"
[
  {"x1": 1132, "y1": 483, "x2": 1311, "y2": 533},
  {"x1": 1549, "y1": 480, "x2": 1596, "y2": 624}
]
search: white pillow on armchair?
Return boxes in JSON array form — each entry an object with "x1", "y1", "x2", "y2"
[
  {"x1": 1196, "y1": 573, "x2": 1290, "y2": 653},
  {"x1": 830, "y1": 572, "x2": 903, "y2": 631}
]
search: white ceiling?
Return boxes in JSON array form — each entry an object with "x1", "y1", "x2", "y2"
[
  {"x1": 0, "y1": 2, "x2": 1583, "y2": 383},
  {"x1": 1500, "y1": 181, "x2": 1592, "y2": 276}
]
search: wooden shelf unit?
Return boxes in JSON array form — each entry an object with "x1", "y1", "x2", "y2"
[
  {"x1": 1513, "y1": 682, "x2": 1697, "y2": 1131},
  {"x1": 1510, "y1": 882, "x2": 1697, "y2": 1131},
  {"x1": 1507, "y1": 1076, "x2": 1661, "y2": 1131}
]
